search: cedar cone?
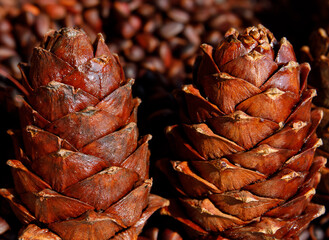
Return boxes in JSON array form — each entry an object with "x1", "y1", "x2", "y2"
[
  {"x1": 0, "y1": 27, "x2": 168, "y2": 240},
  {"x1": 160, "y1": 24, "x2": 326, "y2": 239}
]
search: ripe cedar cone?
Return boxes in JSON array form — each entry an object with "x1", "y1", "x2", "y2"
[
  {"x1": 301, "y1": 28, "x2": 329, "y2": 239},
  {"x1": 159, "y1": 25, "x2": 326, "y2": 239},
  {"x1": 0, "y1": 27, "x2": 168, "y2": 240}
]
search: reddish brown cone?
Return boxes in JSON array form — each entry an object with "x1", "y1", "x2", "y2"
[
  {"x1": 162, "y1": 25, "x2": 325, "y2": 239},
  {"x1": 0, "y1": 27, "x2": 168, "y2": 240}
]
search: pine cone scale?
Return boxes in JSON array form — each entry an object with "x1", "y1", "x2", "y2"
[
  {"x1": 209, "y1": 190, "x2": 284, "y2": 221},
  {"x1": 29, "y1": 47, "x2": 74, "y2": 89},
  {"x1": 81, "y1": 122, "x2": 138, "y2": 165},
  {"x1": 31, "y1": 150, "x2": 109, "y2": 192},
  {"x1": 29, "y1": 81, "x2": 99, "y2": 122},
  {"x1": 48, "y1": 210, "x2": 124, "y2": 240},
  {"x1": 63, "y1": 166, "x2": 139, "y2": 211}
]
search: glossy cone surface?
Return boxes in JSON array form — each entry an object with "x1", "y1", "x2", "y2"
[
  {"x1": 0, "y1": 28, "x2": 168, "y2": 240},
  {"x1": 162, "y1": 25, "x2": 325, "y2": 239}
]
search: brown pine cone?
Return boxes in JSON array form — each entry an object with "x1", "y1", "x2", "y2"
[
  {"x1": 160, "y1": 24, "x2": 325, "y2": 239},
  {"x1": 0, "y1": 27, "x2": 168, "y2": 240}
]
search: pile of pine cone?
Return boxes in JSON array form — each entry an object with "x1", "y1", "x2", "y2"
[{"x1": 1, "y1": 0, "x2": 329, "y2": 240}]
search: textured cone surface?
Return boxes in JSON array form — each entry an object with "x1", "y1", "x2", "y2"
[
  {"x1": 0, "y1": 27, "x2": 168, "y2": 240},
  {"x1": 164, "y1": 25, "x2": 325, "y2": 239},
  {"x1": 19, "y1": 224, "x2": 61, "y2": 240}
]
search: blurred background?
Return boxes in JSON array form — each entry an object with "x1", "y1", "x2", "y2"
[{"x1": 0, "y1": 0, "x2": 328, "y2": 239}]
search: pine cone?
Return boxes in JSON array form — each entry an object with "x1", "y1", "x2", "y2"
[
  {"x1": 0, "y1": 27, "x2": 168, "y2": 240},
  {"x1": 160, "y1": 25, "x2": 325, "y2": 239}
]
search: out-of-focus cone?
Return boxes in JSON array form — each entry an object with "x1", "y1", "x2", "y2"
[{"x1": 301, "y1": 28, "x2": 329, "y2": 240}]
